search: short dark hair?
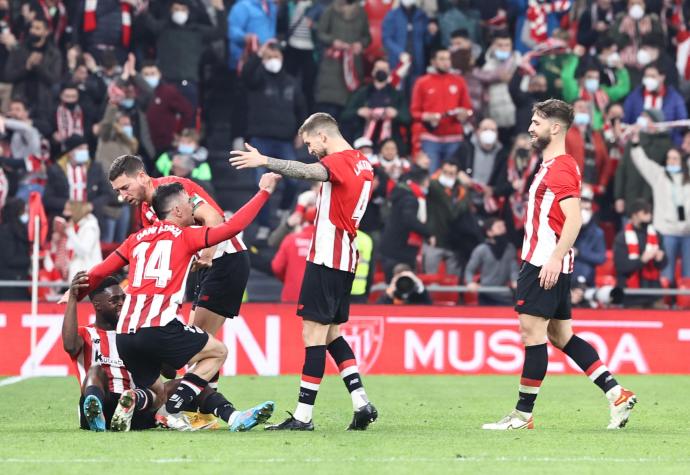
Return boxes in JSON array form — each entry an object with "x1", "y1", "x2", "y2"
[
  {"x1": 441, "y1": 158, "x2": 459, "y2": 169},
  {"x1": 483, "y1": 217, "x2": 503, "y2": 235},
  {"x1": 152, "y1": 182, "x2": 185, "y2": 220},
  {"x1": 406, "y1": 167, "x2": 429, "y2": 185},
  {"x1": 628, "y1": 199, "x2": 651, "y2": 217},
  {"x1": 140, "y1": 59, "x2": 159, "y2": 70},
  {"x1": 298, "y1": 112, "x2": 340, "y2": 137},
  {"x1": 640, "y1": 32, "x2": 664, "y2": 49},
  {"x1": 431, "y1": 48, "x2": 449, "y2": 60},
  {"x1": 451, "y1": 28, "x2": 469, "y2": 40},
  {"x1": 532, "y1": 99, "x2": 574, "y2": 129},
  {"x1": 378, "y1": 137, "x2": 397, "y2": 149},
  {"x1": 492, "y1": 29, "x2": 511, "y2": 42},
  {"x1": 643, "y1": 61, "x2": 663, "y2": 76},
  {"x1": 31, "y1": 17, "x2": 50, "y2": 30},
  {"x1": 60, "y1": 81, "x2": 79, "y2": 92},
  {"x1": 88, "y1": 276, "x2": 120, "y2": 300},
  {"x1": 109, "y1": 154, "x2": 146, "y2": 181},
  {"x1": 595, "y1": 35, "x2": 616, "y2": 53}
]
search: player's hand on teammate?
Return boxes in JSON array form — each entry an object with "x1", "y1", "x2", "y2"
[
  {"x1": 258, "y1": 173, "x2": 282, "y2": 193},
  {"x1": 58, "y1": 271, "x2": 89, "y2": 304},
  {"x1": 191, "y1": 254, "x2": 213, "y2": 272},
  {"x1": 539, "y1": 256, "x2": 561, "y2": 290},
  {"x1": 229, "y1": 143, "x2": 268, "y2": 169}
]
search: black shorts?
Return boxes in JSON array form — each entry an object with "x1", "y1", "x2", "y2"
[
  {"x1": 78, "y1": 392, "x2": 156, "y2": 430},
  {"x1": 193, "y1": 251, "x2": 250, "y2": 318},
  {"x1": 297, "y1": 262, "x2": 355, "y2": 325},
  {"x1": 514, "y1": 262, "x2": 572, "y2": 320},
  {"x1": 116, "y1": 320, "x2": 209, "y2": 387}
]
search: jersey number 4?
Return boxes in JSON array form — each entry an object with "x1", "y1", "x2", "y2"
[
  {"x1": 351, "y1": 181, "x2": 372, "y2": 227},
  {"x1": 131, "y1": 240, "x2": 173, "y2": 288}
]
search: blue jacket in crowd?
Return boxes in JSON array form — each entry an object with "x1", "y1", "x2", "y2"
[
  {"x1": 227, "y1": 0, "x2": 278, "y2": 70},
  {"x1": 382, "y1": 6, "x2": 429, "y2": 79},
  {"x1": 623, "y1": 85, "x2": 688, "y2": 144},
  {"x1": 573, "y1": 220, "x2": 607, "y2": 286}
]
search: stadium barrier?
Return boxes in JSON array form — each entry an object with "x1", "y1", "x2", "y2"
[{"x1": 1, "y1": 303, "x2": 689, "y2": 376}]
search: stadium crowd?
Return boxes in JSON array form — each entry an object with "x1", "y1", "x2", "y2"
[{"x1": 0, "y1": 0, "x2": 689, "y2": 309}]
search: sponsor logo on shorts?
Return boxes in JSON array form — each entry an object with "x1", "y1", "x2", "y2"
[{"x1": 517, "y1": 300, "x2": 525, "y2": 306}]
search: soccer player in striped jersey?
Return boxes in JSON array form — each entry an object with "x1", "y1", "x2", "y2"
[
  {"x1": 62, "y1": 273, "x2": 157, "y2": 432},
  {"x1": 482, "y1": 99, "x2": 636, "y2": 431},
  {"x1": 75, "y1": 174, "x2": 281, "y2": 431},
  {"x1": 230, "y1": 113, "x2": 378, "y2": 431}
]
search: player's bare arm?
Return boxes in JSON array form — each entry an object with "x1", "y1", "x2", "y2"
[
  {"x1": 62, "y1": 271, "x2": 89, "y2": 356},
  {"x1": 539, "y1": 197, "x2": 582, "y2": 290},
  {"x1": 229, "y1": 143, "x2": 329, "y2": 182}
]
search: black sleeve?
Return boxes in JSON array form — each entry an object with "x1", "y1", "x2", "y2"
[{"x1": 399, "y1": 193, "x2": 431, "y2": 237}]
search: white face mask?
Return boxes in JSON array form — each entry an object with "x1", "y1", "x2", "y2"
[
  {"x1": 438, "y1": 174, "x2": 456, "y2": 188},
  {"x1": 581, "y1": 209, "x2": 592, "y2": 225},
  {"x1": 19, "y1": 213, "x2": 29, "y2": 224},
  {"x1": 643, "y1": 76, "x2": 659, "y2": 92},
  {"x1": 584, "y1": 78, "x2": 599, "y2": 93},
  {"x1": 636, "y1": 49, "x2": 652, "y2": 66},
  {"x1": 172, "y1": 10, "x2": 189, "y2": 25},
  {"x1": 144, "y1": 75, "x2": 160, "y2": 89},
  {"x1": 606, "y1": 52, "x2": 621, "y2": 68},
  {"x1": 629, "y1": 4, "x2": 644, "y2": 20},
  {"x1": 479, "y1": 129, "x2": 497, "y2": 146},
  {"x1": 73, "y1": 149, "x2": 89, "y2": 164},
  {"x1": 636, "y1": 115, "x2": 649, "y2": 130},
  {"x1": 264, "y1": 58, "x2": 283, "y2": 74},
  {"x1": 401, "y1": 0, "x2": 416, "y2": 7}
]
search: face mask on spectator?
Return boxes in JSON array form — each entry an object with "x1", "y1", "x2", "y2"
[
  {"x1": 642, "y1": 76, "x2": 659, "y2": 92},
  {"x1": 494, "y1": 49, "x2": 510, "y2": 61},
  {"x1": 636, "y1": 115, "x2": 649, "y2": 130},
  {"x1": 178, "y1": 143, "x2": 195, "y2": 155},
  {"x1": 629, "y1": 4, "x2": 644, "y2": 20},
  {"x1": 19, "y1": 213, "x2": 29, "y2": 225},
  {"x1": 666, "y1": 164, "x2": 682, "y2": 174},
  {"x1": 374, "y1": 70, "x2": 389, "y2": 82},
  {"x1": 606, "y1": 52, "x2": 621, "y2": 68},
  {"x1": 172, "y1": 11, "x2": 189, "y2": 25},
  {"x1": 73, "y1": 149, "x2": 89, "y2": 164},
  {"x1": 584, "y1": 78, "x2": 599, "y2": 93},
  {"x1": 438, "y1": 175, "x2": 455, "y2": 188},
  {"x1": 120, "y1": 98, "x2": 135, "y2": 109},
  {"x1": 401, "y1": 0, "x2": 416, "y2": 7},
  {"x1": 636, "y1": 49, "x2": 652, "y2": 66},
  {"x1": 264, "y1": 58, "x2": 282, "y2": 74},
  {"x1": 122, "y1": 125, "x2": 134, "y2": 138},
  {"x1": 144, "y1": 75, "x2": 160, "y2": 89},
  {"x1": 28, "y1": 33, "x2": 41, "y2": 45},
  {"x1": 62, "y1": 101, "x2": 78, "y2": 110},
  {"x1": 581, "y1": 209, "x2": 592, "y2": 225},
  {"x1": 479, "y1": 129, "x2": 497, "y2": 146},
  {"x1": 574, "y1": 112, "x2": 590, "y2": 126}
]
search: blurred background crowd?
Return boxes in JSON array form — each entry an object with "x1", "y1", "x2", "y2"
[{"x1": 0, "y1": 0, "x2": 689, "y2": 309}]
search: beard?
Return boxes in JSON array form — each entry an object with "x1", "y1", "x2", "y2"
[
  {"x1": 313, "y1": 149, "x2": 328, "y2": 159},
  {"x1": 530, "y1": 132, "x2": 551, "y2": 152}
]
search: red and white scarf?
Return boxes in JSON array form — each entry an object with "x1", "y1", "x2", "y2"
[
  {"x1": 40, "y1": 0, "x2": 68, "y2": 43},
  {"x1": 579, "y1": 87, "x2": 610, "y2": 114},
  {"x1": 624, "y1": 222, "x2": 660, "y2": 287},
  {"x1": 526, "y1": 0, "x2": 571, "y2": 44},
  {"x1": 67, "y1": 163, "x2": 87, "y2": 202},
  {"x1": 83, "y1": 0, "x2": 132, "y2": 47},
  {"x1": 56, "y1": 105, "x2": 84, "y2": 142},
  {"x1": 406, "y1": 180, "x2": 427, "y2": 248},
  {"x1": 676, "y1": 31, "x2": 690, "y2": 81},
  {"x1": 363, "y1": 107, "x2": 392, "y2": 143},
  {"x1": 507, "y1": 151, "x2": 539, "y2": 229},
  {"x1": 326, "y1": 46, "x2": 360, "y2": 92},
  {"x1": 643, "y1": 84, "x2": 666, "y2": 110}
]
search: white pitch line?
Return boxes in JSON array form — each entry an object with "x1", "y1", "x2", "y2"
[{"x1": 0, "y1": 376, "x2": 30, "y2": 388}]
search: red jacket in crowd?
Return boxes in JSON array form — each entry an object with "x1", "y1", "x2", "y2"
[
  {"x1": 271, "y1": 224, "x2": 315, "y2": 303},
  {"x1": 145, "y1": 82, "x2": 195, "y2": 153}
]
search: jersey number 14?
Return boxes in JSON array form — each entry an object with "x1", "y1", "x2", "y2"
[{"x1": 131, "y1": 240, "x2": 174, "y2": 288}]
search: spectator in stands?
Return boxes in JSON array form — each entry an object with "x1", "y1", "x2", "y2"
[
  {"x1": 509, "y1": 72, "x2": 548, "y2": 134},
  {"x1": 602, "y1": 101, "x2": 626, "y2": 164},
  {"x1": 64, "y1": 200, "x2": 102, "y2": 282},
  {"x1": 565, "y1": 100, "x2": 613, "y2": 197},
  {"x1": 623, "y1": 64, "x2": 688, "y2": 145},
  {"x1": 271, "y1": 206, "x2": 316, "y2": 303},
  {"x1": 228, "y1": 0, "x2": 278, "y2": 72},
  {"x1": 452, "y1": 118, "x2": 509, "y2": 216},
  {"x1": 448, "y1": 29, "x2": 482, "y2": 112},
  {"x1": 503, "y1": 133, "x2": 539, "y2": 244},
  {"x1": 629, "y1": 127, "x2": 690, "y2": 286},
  {"x1": 65, "y1": 48, "x2": 108, "y2": 114},
  {"x1": 613, "y1": 198, "x2": 667, "y2": 307},
  {"x1": 51, "y1": 82, "x2": 97, "y2": 148},
  {"x1": 410, "y1": 48, "x2": 472, "y2": 172},
  {"x1": 377, "y1": 263, "x2": 432, "y2": 305},
  {"x1": 381, "y1": 0, "x2": 430, "y2": 89},
  {"x1": 169, "y1": 153, "x2": 214, "y2": 196},
  {"x1": 74, "y1": 0, "x2": 134, "y2": 63},
  {"x1": 314, "y1": 0, "x2": 371, "y2": 119},
  {"x1": 576, "y1": 0, "x2": 620, "y2": 50},
  {"x1": 611, "y1": 0, "x2": 664, "y2": 69},
  {"x1": 464, "y1": 217, "x2": 517, "y2": 306},
  {"x1": 140, "y1": 0, "x2": 226, "y2": 112},
  {"x1": 561, "y1": 46, "x2": 631, "y2": 131},
  {"x1": 425, "y1": 158, "x2": 469, "y2": 275},
  {"x1": 570, "y1": 275, "x2": 591, "y2": 308},
  {"x1": 341, "y1": 58, "x2": 411, "y2": 151},
  {"x1": 43, "y1": 134, "x2": 110, "y2": 227},
  {"x1": 155, "y1": 128, "x2": 211, "y2": 181},
  {"x1": 5, "y1": 17, "x2": 62, "y2": 126},
  {"x1": 573, "y1": 195, "x2": 607, "y2": 286},
  {"x1": 136, "y1": 60, "x2": 193, "y2": 157},
  {"x1": 0, "y1": 0, "x2": 18, "y2": 111},
  {"x1": 371, "y1": 138, "x2": 410, "y2": 182},
  {"x1": 438, "y1": 0, "x2": 482, "y2": 48},
  {"x1": 0, "y1": 198, "x2": 30, "y2": 300},
  {"x1": 510, "y1": 0, "x2": 570, "y2": 54},
  {"x1": 473, "y1": 30, "x2": 519, "y2": 140},
  {"x1": 380, "y1": 168, "x2": 433, "y2": 281},
  {"x1": 629, "y1": 33, "x2": 679, "y2": 88},
  {"x1": 614, "y1": 108, "x2": 673, "y2": 216},
  {"x1": 595, "y1": 36, "x2": 629, "y2": 92}
]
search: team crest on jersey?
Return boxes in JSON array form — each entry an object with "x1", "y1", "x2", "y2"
[
  {"x1": 340, "y1": 316, "x2": 384, "y2": 373},
  {"x1": 449, "y1": 84, "x2": 458, "y2": 94}
]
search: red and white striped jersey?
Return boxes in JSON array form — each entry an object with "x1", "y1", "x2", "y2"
[
  {"x1": 114, "y1": 221, "x2": 210, "y2": 333},
  {"x1": 141, "y1": 176, "x2": 247, "y2": 256},
  {"x1": 67, "y1": 163, "x2": 87, "y2": 202},
  {"x1": 70, "y1": 325, "x2": 133, "y2": 393},
  {"x1": 521, "y1": 154, "x2": 581, "y2": 273},
  {"x1": 308, "y1": 150, "x2": 374, "y2": 273}
]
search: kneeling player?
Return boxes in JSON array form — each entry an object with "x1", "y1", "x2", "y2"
[
  {"x1": 75, "y1": 175, "x2": 281, "y2": 431},
  {"x1": 63, "y1": 273, "x2": 157, "y2": 431}
]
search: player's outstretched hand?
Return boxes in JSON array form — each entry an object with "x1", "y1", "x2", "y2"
[
  {"x1": 258, "y1": 173, "x2": 282, "y2": 194},
  {"x1": 229, "y1": 143, "x2": 268, "y2": 169},
  {"x1": 538, "y1": 257, "x2": 561, "y2": 290}
]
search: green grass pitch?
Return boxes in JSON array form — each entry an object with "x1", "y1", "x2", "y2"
[{"x1": 1, "y1": 375, "x2": 689, "y2": 474}]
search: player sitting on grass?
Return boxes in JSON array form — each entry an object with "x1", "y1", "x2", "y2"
[
  {"x1": 73, "y1": 174, "x2": 281, "y2": 431},
  {"x1": 63, "y1": 273, "x2": 157, "y2": 432}
]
